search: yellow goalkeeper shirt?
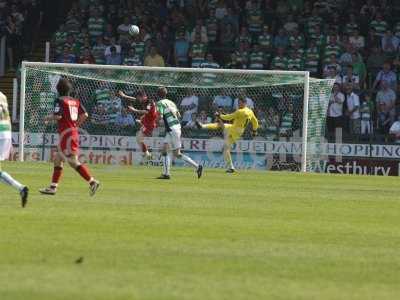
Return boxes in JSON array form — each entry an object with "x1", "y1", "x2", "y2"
[{"x1": 220, "y1": 107, "x2": 259, "y2": 137}]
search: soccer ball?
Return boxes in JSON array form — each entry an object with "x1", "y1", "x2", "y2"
[{"x1": 128, "y1": 25, "x2": 140, "y2": 36}]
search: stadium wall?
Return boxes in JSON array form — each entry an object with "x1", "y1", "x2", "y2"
[{"x1": 9, "y1": 133, "x2": 400, "y2": 176}]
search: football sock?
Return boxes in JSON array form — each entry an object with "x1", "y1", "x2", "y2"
[
  {"x1": 162, "y1": 153, "x2": 170, "y2": 176},
  {"x1": 75, "y1": 164, "x2": 93, "y2": 182},
  {"x1": 0, "y1": 171, "x2": 24, "y2": 192},
  {"x1": 181, "y1": 154, "x2": 199, "y2": 169},
  {"x1": 224, "y1": 151, "x2": 235, "y2": 170},
  {"x1": 51, "y1": 166, "x2": 63, "y2": 187},
  {"x1": 202, "y1": 123, "x2": 219, "y2": 130}
]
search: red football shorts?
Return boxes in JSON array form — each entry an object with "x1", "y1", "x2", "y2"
[
  {"x1": 59, "y1": 133, "x2": 79, "y2": 156},
  {"x1": 141, "y1": 126, "x2": 154, "y2": 137}
]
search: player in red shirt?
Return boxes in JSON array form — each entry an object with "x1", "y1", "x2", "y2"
[
  {"x1": 119, "y1": 90, "x2": 158, "y2": 162},
  {"x1": 39, "y1": 78, "x2": 100, "y2": 196}
]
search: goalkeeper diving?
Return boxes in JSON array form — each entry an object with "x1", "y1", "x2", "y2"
[{"x1": 196, "y1": 96, "x2": 259, "y2": 173}]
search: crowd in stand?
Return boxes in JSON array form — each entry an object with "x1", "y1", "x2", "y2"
[
  {"x1": 0, "y1": 0, "x2": 44, "y2": 70},
  {"x1": 5, "y1": 0, "x2": 400, "y2": 143}
]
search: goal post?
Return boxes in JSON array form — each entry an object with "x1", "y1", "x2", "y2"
[{"x1": 19, "y1": 61, "x2": 334, "y2": 172}]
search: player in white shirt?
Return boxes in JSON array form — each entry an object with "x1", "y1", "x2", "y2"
[
  {"x1": 0, "y1": 92, "x2": 29, "y2": 207},
  {"x1": 389, "y1": 116, "x2": 400, "y2": 143},
  {"x1": 156, "y1": 87, "x2": 203, "y2": 180},
  {"x1": 344, "y1": 84, "x2": 361, "y2": 135},
  {"x1": 327, "y1": 83, "x2": 345, "y2": 137}
]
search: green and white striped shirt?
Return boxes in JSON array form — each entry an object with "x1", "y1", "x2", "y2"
[
  {"x1": 157, "y1": 99, "x2": 181, "y2": 131},
  {"x1": 87, "y1": 17, "x2": 105, "y2": 38},
  {"x1": 370, "y1": 20, "x2": 388, "y2": 36}
]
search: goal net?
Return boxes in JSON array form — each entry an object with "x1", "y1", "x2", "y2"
[{"x1": 19, "y1": 62, "x2": 334, "y2": 172}]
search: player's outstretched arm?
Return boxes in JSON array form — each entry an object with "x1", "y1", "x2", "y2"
[
  {"x1": 44, "y1": 113, "x2": 62, "y2": 124},
  {"x1": 118, "y1": 91, "x2": 137, "y2": 102},
  {"x1": 127, "y1": 106, "x2": 148, "y2": 115},
  {"x1": 219, "y1": 111, "x2": 237, "y2": 121}
]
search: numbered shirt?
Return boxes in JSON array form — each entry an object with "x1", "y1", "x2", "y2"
[
  {"x1": 54, "y1": 96, "x2": 87, "y2": 135},
  {"x1": 0, "y1": 92, "x2": 11, "y2": 138}
]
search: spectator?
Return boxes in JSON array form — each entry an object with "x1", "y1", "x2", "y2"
[
  {"x1": 389, "y1": 115, "x2": 400, "y2": 143},
  {"x1": 376, "y1": 80, "x2": 396, "y2": 124},
  {"x1": 349, "y1": 29, "x2": 365, "y2": 51},
  {"x1": 123, "y1": 48, "x2": 142, "y2": 66},
  {"x1": 56, "y1": 46, "x2": 76, "y2": 63},
  {"x1": 196, "y1": 110, "x2": 212, "y2": 124},
  {"x1": 381, "y1": 30, "x2": 399, "y2": 57},
  {"x1": 352, "y1": 53, "x2": 367, "y2": 88},
  {"x1": 258, "y1": 25, "x2": 273, "y2": 54},
  {"x1": 323, "y1": 36, "x2": 341, "y2": 65},
  {"x1": 287, "y1": 51, "x2": 303, "y2": 71},
  {"x1": 372, "y1": 62, "x2": 397, "y2": 91},
  {"x1": 219, "y1": 23, "x2": 236, "y2": 50},
  {"x1": 117, "y1": 16, "x2": 132, "y2": 45},
  {"x1": 115, "y1": 108, "x2": 135, "y2": 127},
  {"x1": 283, "y1": 14, "x2": 299, "y2": 33},
  {"x1": 144, "y1": 46, "x2": 165, "y2": 67},
  {"x1": 174, "y1": 31, "x2": 190, "y2": 67},
  {"x1": 367, "y1": 46, "x2": 386, "y2": 81},
  {"x1": 339, "y1": 43, "x2": 355, "y2": 69},
  {"x1": 325, "y1": 66, "x2": 343, "y2": 85},
  {"x1": 369, "y1": 11, "x2": 388, "y2": 37},
  {"x1": 215, "y1": 0, "x2": 228, "y2": 20},
  {"x1": 184, "y1": 113, "x2": 198, "y2": 129},
  {"x1": 360, "y1": 91, "x2": 373, "y2": 136},
  {"x1": 274, "y1": 28, "x2": 289, "y2": 49},
  {"x1": 304, "y1": 40, "x2": 320, "y2": 76},
  {"x1": 200, "y1": 53, "x2": 220, "y2": 68},
  {"x1": 189, "y1": 18, "x2": 208, "y2": 44},
  {"x1": 271, "y1": 47, "x2": 288, "y2": 70},
  {"x1": 105, "y1": 46, "x2": 122, "y2": 65},
  {"x1": 344, "y1": 83, "x2": 361, "y2": 136},
  {"x1": 234, "y1": 41, "x2": 250, "y2": 69},
  {"x1": 248, "y1": 44, "x2": 266, "y2": 70},
  {"x1": 180, "y1": 88, "x2": 199, "y2": 125},
  {"x1": 130, "y1": 34, "x2": 146, "y2": 61},
  {"x1": 189, "y1": 32, "x2": 207, "y2": 68},
  {"x1": 327, "y1": 83, "x2": 345, "y2": 139},
  {"x1": 79, "y1": 48, "x2": 95, "y2": 64},
  {"x1": 87, "y1": 8, "x2": 105, "y2": 41},
  {"x1": 105, "y1": 37, "x2": 122, "y2": 56},
  {"x1": 323, "y1": 55, "x2": 342, "y2": 77},
  {"x1": 247, "y1": 0, "x2": 263, "y2": 39},
  {"x1": 225, "y1": 52, "x2": 245, "y2": 69},
  {"x1": 212, "y1": 89, "x2": 233, "y2": 111},
  {"x1": 92, "y1": 36, "x2": 107, "y2": 64},
  {"x1": 206, "y1": 8, "x2": 218, "y2": 44},
  {"x1": 342, "y1": 65, "x2": 360, "y2": 91}
]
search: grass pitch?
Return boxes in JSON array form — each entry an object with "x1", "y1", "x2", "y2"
[{"x1": 1, "y1": 162, "x2": 400, "y2": 300}]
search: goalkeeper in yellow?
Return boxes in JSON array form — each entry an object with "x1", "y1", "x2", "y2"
[{"x1": 196, "y1": 96, "x2": 259, "y2": 173}]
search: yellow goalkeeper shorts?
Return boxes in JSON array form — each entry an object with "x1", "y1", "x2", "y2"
[{"x1": 223, "y1": 124, "x2": 243, "y2": 145}]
